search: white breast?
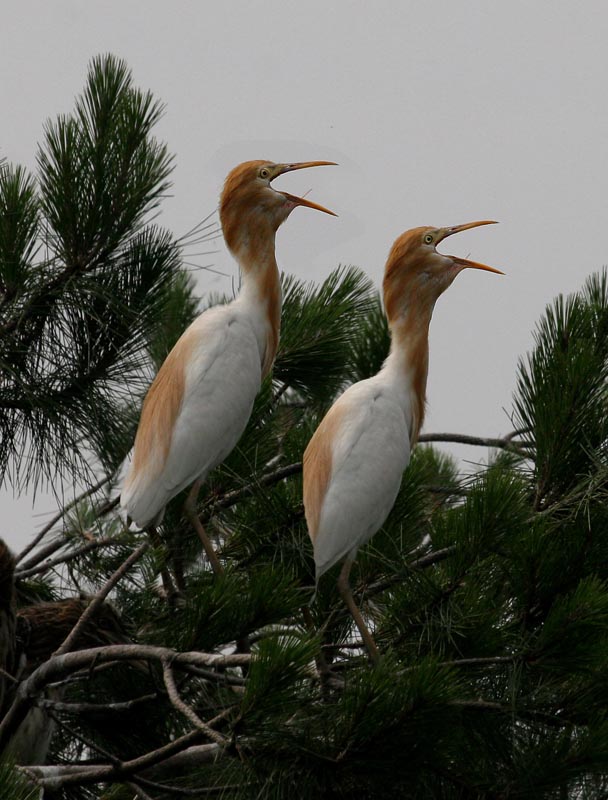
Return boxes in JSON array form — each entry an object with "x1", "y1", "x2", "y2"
[
  {"x1": 313, "y1": 376, "x2": 412, "y2": 579},
  {"x1": 122, "y1": 304, "x2": 263, "y2": 527}
]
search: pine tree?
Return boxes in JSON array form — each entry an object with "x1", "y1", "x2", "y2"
[{"x1": 1, "y1": 55, "x2": 608, "y2": 799}]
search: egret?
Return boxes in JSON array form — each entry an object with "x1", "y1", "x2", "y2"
[
  {"x1": 122, "y1": 160, "x2": 336, "y2": 572},
  {"x1": 303, "y1": 220, "x2": 502, "y2": 663}
]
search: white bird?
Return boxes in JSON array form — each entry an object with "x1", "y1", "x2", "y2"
[
  {"x1": 122, "y1": 160, "x2": 336, "y2": 572},
  {"x1": 303, "y1": 221, "x2": 502, "y2": 662}
]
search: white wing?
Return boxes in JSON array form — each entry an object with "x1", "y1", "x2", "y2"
[
  {"x1": 310, "y1": 378, "x2": 412, "y2": 579},
  {"x1": 122, "y1": 304, "x2": 262, "y2": 526}
]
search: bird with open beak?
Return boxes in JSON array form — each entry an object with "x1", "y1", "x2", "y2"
[
  {"x1": 122, "y1": 160, "x2": 336, "y2": 573},
  {"x1": 304, "y1": 220, "x2": 502, "y2": 664}
]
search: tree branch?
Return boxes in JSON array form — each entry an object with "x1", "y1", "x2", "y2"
[
  {"x1": 16, "y1": 475, "x2": 111, "y2": 564},
  {"x1": 16, "y1": 535, "x2": 125, "y2": 578},
  {"x1": 161, "y1": 659, "x2": 228, "y2": 746},
  {"x1": 200, "y1": 462, "x2": 303, "y2": 520},
  {"x1": 37, "y1": 692, "x2": 159, "y2": 715},
  {"x1": 22, "y1": 741, "x2": 224, "y2": 790},
  {"x1": 366, "y1": 546, "x2": 457, "y2": 597},
  {"x1": 418, "y1": 431, "x2": 531, "y2": 455},
  {"x1": 54, "y1": 541, "x2": 149, "y2": 656},
  {"x1": 0, "y1": 643, "x2": 250, "y2": 754}
]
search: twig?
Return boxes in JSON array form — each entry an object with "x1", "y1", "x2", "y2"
[
  {"x1": 437, "y1": 655, "x2": 517, "y2": 668},
  {"x1": 199, "y1": 429, "x2": 529, "y2": 522},
  {"x1": 47, "y1": 705, "x2": 224, "y2": 797},
  {"x1": 16, "y1": 536, "x2": 124, "y2": 578},
  {"x1": 450, "y1": 699, "x2": 566, "y2": 728},
  {"x1": 366, "y1": 546, "x2": 457, "y2": 596},
  {"x1": 162, "y1": 659, "x2": 228, "y2": 746},
  {"x1": 54, "y1": 541, "x2": 149, "y2": 656},
  {"x1": 128, "y1": 783, "x2": 155, "y2": 800},
  {"x1": 21, "y1": 741, "x2": 224, "y2": 789},
  {"x1": 177, "y1": 663, "x2": 245, "y2": 686},
  {"x1": 37, "y1": 692, "x2": 159, "y2": 715},
  {"x1": 17, "y1": 475, "x2": 111, "y2": 564},
  {"x1": 201, "y1": 462, "x2": 302, "y2": 520},
  {"x1": 418, "y1": 431, "x2": 530, "y2": 455},
  {"x1": 97, "y1": 496, "x2": 120, "y2": 518},
  {"x1": 0, "y1": 643, "x2": 250, "y2": 754}
]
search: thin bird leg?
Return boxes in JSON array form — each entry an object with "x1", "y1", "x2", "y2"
[
  {"x1": 147, "y1": 526, "x2": 179, "y2": 603},
  {"x1": 302, "y1": 606, "x2": 331, "y2": 686},
  {"x1": 184, "y1": 481, "x2": 223, "y2": 575},
  {"x1": 337, "y1": 558, "x2": 379, "y2": 665}
]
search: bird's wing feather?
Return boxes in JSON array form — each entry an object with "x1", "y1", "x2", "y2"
[
  {"x1": 122, "y1": 305, "x2": 262, "y2": 526},
  {"x1": 304, "y1": 379, "x2": 411, "y2": 579}
]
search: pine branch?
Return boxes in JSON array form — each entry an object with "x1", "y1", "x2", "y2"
[
  {"x1": 15, "y1": 535, "x2": 125, "y2": 578},
  {"x1": 16, "y1": 475, "x2": 111, "y2": 563},
  {"x1": 38, "y1": 693, "x2": 159, "y2": 715},
  {"x1": 0, "y1": 644, "x2": 250, "y2": 753},
  {"x1": 366, "y1": 546, "x2": 457, "y2": 596},
  {"x1": 418, "y1": 431, "x2": 530, "y2": 454},
  {"x1": 22, "y1": 741, "x2": 224, "y2": 790},
  {"x1": 54, "y1": 540, "x2": 148, "y2": 655},
  {"x1": 200, "y1": 462, "x2": 303, "y2": 520},
  {"x1": 161, "y1": 659, "x2": 229, "y2": 746}
]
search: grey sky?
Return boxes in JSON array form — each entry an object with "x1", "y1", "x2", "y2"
[{"x1": 2, "y1": 1, "x2": 606, "y2": 548}]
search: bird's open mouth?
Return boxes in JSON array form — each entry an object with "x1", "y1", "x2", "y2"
[
  {"x1": 439, "y1": 220, "x2": 503, "y2": 274},
  {"x1": 273, "y1": 161, "x2": 337, "y2": 216}
]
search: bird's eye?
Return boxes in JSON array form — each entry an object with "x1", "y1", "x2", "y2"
[
  {"x1": 424, "y1": 234, "x2": 434, "y2": 244},
  {"x1": 259, "y1": 168, "x2": 270, "y2": 179}
]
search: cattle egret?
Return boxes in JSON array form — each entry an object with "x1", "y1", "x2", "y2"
[
  {"x1": 122, "y1": 160, "x2": 336, "y2": 572},
  {"x1": 303, "y1": 221, "x2": 502, "y2": 663}
]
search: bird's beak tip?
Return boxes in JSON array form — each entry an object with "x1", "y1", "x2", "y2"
[
  {"x1": 281, "y1": 191, "x2": 337, "y2": 216},
  {"x1": 278, "y1": 160, "x2": 338, "y2": 175},
  {"x1": 275, "y1": 161, "x2": 337, "y2": 216},
  {"x1": 441, "y1": 220, "x2": 502, "y2": 274},
  {"x1": 453, "y1": 256, "x2": 504, "y2": 275}
]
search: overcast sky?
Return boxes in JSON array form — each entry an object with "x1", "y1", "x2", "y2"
[{"x1": 2, "y1": 1, "x2": 607, "y2": 549}]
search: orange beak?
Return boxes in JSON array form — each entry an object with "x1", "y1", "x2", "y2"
[
  {"x1": 274, "y1": 161, "x2": 338, "y2": 216},
  {"x1": 438, "y1": 220, "x2": 504, "y2": 274}
]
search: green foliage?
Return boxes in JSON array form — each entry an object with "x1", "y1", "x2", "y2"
[
  {"x1": 0, "y1": 761, "x2": 38, "y2": 800},
  {"x1": 0, "y1": 164, "x2": 39, "y2": 300},
  {"x1": 0, "y1": 54, "x2": 186, "y2": 491},
  {"x1": 514, "y1": 271, "x2": 608, "y2": 510},
  {"x1": 274, "y1": 265, "x2": 375, "y2": 403},
  {"x1": 347, "y1": 290, "x2": 390, "y2": 381}
]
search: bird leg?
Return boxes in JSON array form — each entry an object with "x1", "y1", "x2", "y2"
[
  {"x1": 337, "y1": 558, "x2": 379, "y2": 665},
  {"x1": 147, "y1": 526, "x2": 181, "y2": 605},
  {"x1": 302, "y1": 605, "x2": 333, "y2": 685},
  {"x1": 184, "y1": 481, "x2": 223, "y2": 575}
]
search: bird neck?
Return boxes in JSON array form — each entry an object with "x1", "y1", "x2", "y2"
[
  {"x1": 384, "y1": 302, "x2": 434, "y2": 443},
  {"x1": 236, "y1": 242, "x2": 282, "y2": 379}
]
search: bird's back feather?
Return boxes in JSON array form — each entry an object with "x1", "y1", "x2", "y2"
[{"x1": 122, "y1": 304, "x2": 262, "y2": 527}]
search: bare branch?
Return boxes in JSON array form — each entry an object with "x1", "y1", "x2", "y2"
[
  {"x1": 16, "y1": 535, "x2": 124, "y2": 578},
  {"x1": 54, "y1": 541, "x2": 149, "y2": 656},
  {"x1": 418, "y1": 431, "x2": 530, "y2": 455},
  {"x1": 195, "y1": 429, "x2": 528, "y2": 523},
  {"x1": 141, "y1": 743, "x2": 224, "y2": 779},
  {"x1": 0, "y1": 643, "x2": 250, "y2": 754},
  {"x1": 176, "y1": 662, "x2": 246, "y2": 687},
  {"x1": 366, "y1": 546, "x2": 457, "y2": 596},
  {"x1": 22, "y1": 741, "x2": 224, "y2": 789},
  {"x1": 201, "y1": 462, "x2": 303, "y2": 520},
  {"x1": 38, "y1": 692, "x2": 159, "y2": 715},
  {"x1": 162, "y1": 659, "x2": 228, "y2": 746},
  {"x1": 128, "y1": 782, "x2": 155, "y2": 800},
  {"x1": 17, "y1": 475, "x2": 111, "y2": 564}
]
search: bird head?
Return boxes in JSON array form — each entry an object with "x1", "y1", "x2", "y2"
[
  {"x1": 383, "y1": 220, "x2": 503, "y2": 321},
  {"x1": 220, "y1": 160, "x2": 336, "y2": 258}
]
